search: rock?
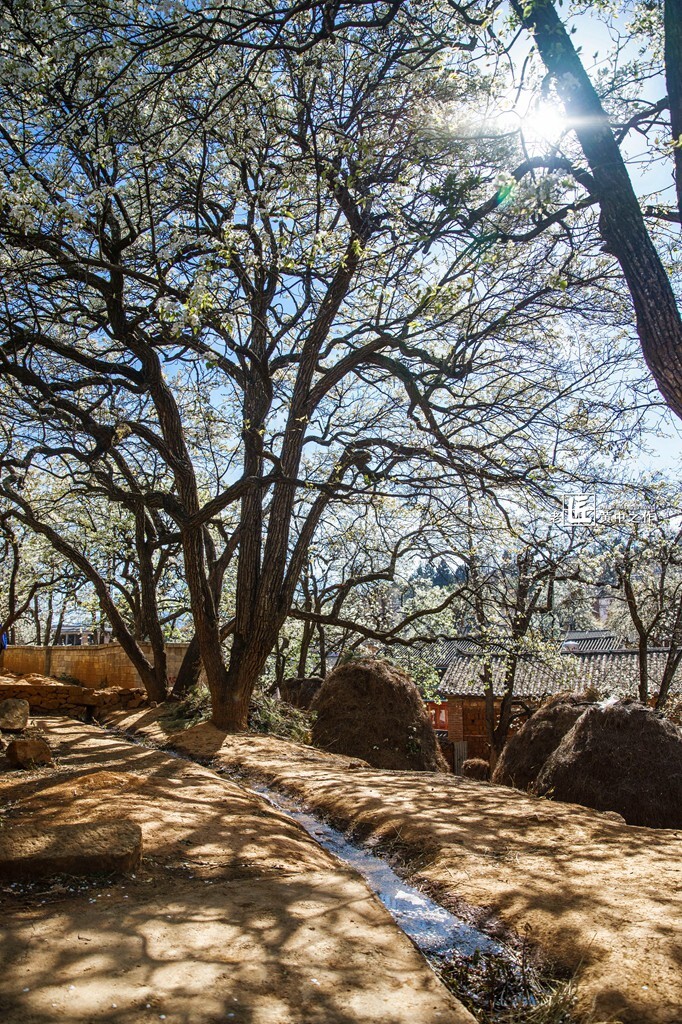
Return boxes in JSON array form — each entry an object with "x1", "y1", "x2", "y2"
[
  {"x1": 0, "y1": 697, "x2": 30, "y2": 731},
  {"x1": 6, "y1": 737, "x2": 53, "y2": 768},
  {"x1": 0, "y1": 821, "x2": 143, "y2": 880}
]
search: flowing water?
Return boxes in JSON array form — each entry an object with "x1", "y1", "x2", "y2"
[
  {"x1": 241, "y1": 778, "x2": 552, "y2": 1021},
  {"x1": 108, "y1": 726, "x2": 559, "y2": 1020},
  {"x1": 248, "y1": 780, "x2": 501, "y2": 959}
]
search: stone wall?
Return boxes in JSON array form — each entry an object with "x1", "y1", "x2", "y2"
[
  {"x1": 0, "y1": 677, "x2": 148, "y2": 718},
  {"x1": 0, "y1": 643, "x2": 192, "y2": 690}
]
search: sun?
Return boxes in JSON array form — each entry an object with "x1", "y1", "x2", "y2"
[{"x1": 517, "y1": 100, "x2": 568, "y2": 144}]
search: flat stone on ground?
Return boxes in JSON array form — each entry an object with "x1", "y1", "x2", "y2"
[{"x1": 0, "y1": 820, "x2": 142, "y2": 879}]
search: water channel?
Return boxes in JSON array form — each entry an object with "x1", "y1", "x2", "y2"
[
  {"x1": 110, "y1": 726, "x2": 559, "y2": 1020},
  {"x1": 248, "y1": 779, "x2": 501, "y2": 959},
  {"x1": 230, "y1": 775, "x2": 551, "y2": 1021}
]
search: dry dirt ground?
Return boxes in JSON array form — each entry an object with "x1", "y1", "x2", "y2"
[
  {"x1": 0, "y1": 716, "x2": 474, "y2": 1024},
  {"x1": 101, "y1": 708, "x2": 682, "y2": 1024}
]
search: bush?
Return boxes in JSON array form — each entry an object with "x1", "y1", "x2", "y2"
[
  {"x1": 163, "y1": 683, "x2": 315, "y2": 743},
  {"x1": 249, "y1": 692, "x2": 315, "y2": 744},
  {"x1": 167, "y1": 684, "x2": 211, "y2": 726}
]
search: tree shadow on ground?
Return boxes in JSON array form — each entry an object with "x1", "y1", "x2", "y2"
[
  {"x1": 0, "y1": 717, "x2": 463, "y2": 1024},
  {"x1": 227, "y1": 760, "x2": 682, "y2": 1024}
]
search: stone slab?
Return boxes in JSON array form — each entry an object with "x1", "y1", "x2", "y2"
[{"x1": 0, "y1": 820, "x2": 142, "y2": 879}]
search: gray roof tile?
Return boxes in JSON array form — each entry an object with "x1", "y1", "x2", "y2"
[{"x1": 438, "y1": 649, "x2": 681, "y2": 698}]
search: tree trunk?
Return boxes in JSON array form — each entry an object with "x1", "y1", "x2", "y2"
[
  {"x1": 297, "y1": 619, "x2": 314, "y2": 678},
  {"x1": 176, "y1": 506, "x2": 234, "y2": 713},
  {"x1": 483, "y1": 662, "x2": 497, "y2": 768},
  {"x1": 657, "y1": 647, "x2": 682, "y2": 709},
  {"x1": 208, "y1": 610, "x2": 283, "y2": 730},
  {"x1": 490, "y1": 656, "x2": 518, "y2": 766},
  {"x1": 135, "y1": 510, "x2": 168, "y2": 702},
  {"x1": 638, "y1": 634, "x2": 649, "y2": 704},
  {"x1": 172, "y1": 633, "x2": 202, "y2": 698},
  {"x1": 275, "y1": 640, "x2": 288, "y2": 689},
  {"x1": 622, "y1": 568, "x2": 650, "y2": 703},
  {"x1": 211, "y1": 685, "x2": 252, "y2": 732},
  {"x1": 514, "y1": 0, "x2": 682, "y2": 420},
  {"x1": 656, "y1": 595, "x2": 682, "y2": 708},
  {"x1": 665, "y1": 0, "x2": 682, "y2": 221},
  {"x1": 44, "y1": 593, "x2": 54, "y2": 650},
  {"x1": 33, "y1": 595, "x2": 41, "y2": 645},
  {"x1": 210, "y1": 637, "x2": 272, "y2": 731},
  {"x1": 318, "y1": 622, "x2": 327, "y2": 677}
]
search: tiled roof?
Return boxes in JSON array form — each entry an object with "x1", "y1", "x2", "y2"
[
  {"x1": 387, "y1": 632, "x2": 621, "y2": 671},
  {"x1": 439, "y1": 649, "x2": 682, "y2": 699},
  {"x1": 561, "y1": 631, "x2": 621, "y2": 653},
  {"x1": 385, "y1": 637, "x2": 509, "y2": 672}
]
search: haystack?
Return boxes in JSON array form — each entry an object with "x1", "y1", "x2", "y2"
[
  {"x1": 461, "y1": 758, "x2": 490, "y2": 781},
  {"x1": 531, "y1": 700, "x2": 682, "y2": 828},
  {"x1": 280, "y1": 676, "x2": 323, "y2": 710},
  {"x1": 492, "y1": 693, "x2": 590, "y2": 791},
  {"x1": 311, "y1": 658, "x2": 448, "y2": 772}
]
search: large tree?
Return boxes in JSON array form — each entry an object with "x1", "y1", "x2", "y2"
[{"x1": 0, "y1": 0, "x2": 648, "y2": 727}]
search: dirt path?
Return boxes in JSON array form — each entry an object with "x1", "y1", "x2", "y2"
[
  {"x1": 102, "y1": 709, "x2": 682, "y2": 1024},
  {"x1": 0, "y1": 716, "x2": 474, "y2": 1024}
]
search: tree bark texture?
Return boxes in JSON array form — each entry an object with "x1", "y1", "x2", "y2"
[{"x1": 665, "y1": 0, "x2": 682, "y2": 221}]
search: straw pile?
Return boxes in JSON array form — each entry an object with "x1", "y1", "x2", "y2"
[{"x1": 311, "y1": 659, "x2": 448, "y2": 772}]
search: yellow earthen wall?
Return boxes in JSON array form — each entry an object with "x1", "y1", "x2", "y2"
[{"x1": 0, "y1": 643, "x2": 192, "y2": 689}]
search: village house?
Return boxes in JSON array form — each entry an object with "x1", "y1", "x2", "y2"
[
  {"x1": 422, "y1": 631, "x2": 682, "y2": 767},
  {"x1": 54, "y1": 622, "x2": 113, "y2": 646}
]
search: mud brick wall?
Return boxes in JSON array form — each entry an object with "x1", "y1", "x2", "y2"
[
  {"x1": 446, "y1": 699, "x2": 464, "y2": 743},
  {"x1": 433, "y1": 697, "x2": 527, "y2": 762},
  {"x1": 0, "y1": 643, "x2": 192, "y2": 690},
  {"x1": 427, "y1": 698, "x2": 489, "y2": 759},
  {"x1": 0, "y1": 678, "x2": 148, "y2": 717}
]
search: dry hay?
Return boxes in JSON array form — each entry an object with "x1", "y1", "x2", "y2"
[
  {"x1": 492, "y1": 693, "x2": 592, "y2": 791},
  {"x1": 311, "y1": 658, "x2": 448, "y2": 772},
  {"x1": 532, "y1": 699, "x2": 682, "y2": 828},
  {"x1": 460, "y1": 758, "x2": 490, "y2": 781},
  {"x1": 280, "y1": 676, "x2": 323, "y2": 710}
]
